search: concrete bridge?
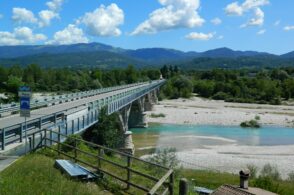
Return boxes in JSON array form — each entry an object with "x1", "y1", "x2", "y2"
[{"x1": 0, "y1": 80, "x2": 165, "y2": 154}]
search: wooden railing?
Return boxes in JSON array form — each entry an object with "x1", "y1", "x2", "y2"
[{"x1": 28, "y1": 129, "x2": 174, "y2": 195}]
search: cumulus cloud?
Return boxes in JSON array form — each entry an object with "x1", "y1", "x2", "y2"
[
  {"x1": 225, "y1": 0, "x2": 269, "y2": 27},
  {"x1": 12, "y1": 8, "x2": 38, "y2": 24},
  {"x1": 46, "y1": 24, "x2": 88, "y2": 45},
  {"x1": 185, "y1": 32, "x2": 215, "y2": 40},
  {"x1": 0, "y1": 27, "x2": 47, "y2": 45},
  {"x1": 211, "y1": 17, "x2": 222, "y2": 25},
  {"x1": 38, "y1": 0, "x2": 64, "y2": 27},
  {"x1": 284, "y1": 26, "x2": 294, "y2": 31},
  {"x1": 131, "y1": 0, "x2": 204, "y2": 35},
  {"x1": 257, "y1": 29, "x2": 266, "y2": 35},
  {"x1": 46, "y1": 0, "x2": 64, "y2": 12},
  {"x1": 38, "y1": 10, "x2": 59, "y2": 27},
  {"x1": 79, "y1": 4, "x2": 124, "y2": 37}
]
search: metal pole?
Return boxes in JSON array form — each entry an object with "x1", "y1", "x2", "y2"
[{"x1": 25, "y1": 116, "x2": 27, "y2": 154}]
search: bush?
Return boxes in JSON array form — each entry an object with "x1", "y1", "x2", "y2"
[
  {"x1": 253, "y1": 176, "x2": 282, "y2": 194},
  {"x1": 260, "y1": 164, "x2": 281, "y2": 180},
  {"x1": 247, "y1": 164, "x2": 258, "y2": 179},
  {"x1": 150, "y1": 113, "x2": 166, "y2": 118},
  {"x1": 61, "y1": 134, "x2": 83, "y2": 152},
  {"x1": 255, "y1": 115, "x2": 261, "y2": 120},
  {"x1": 147, "y1": 148, "x2": 179, "y2": 169},
  {"x1": 287, "y1": 171, "x2": 294, "y2": 181},
  {"x1": 212, "y1": 92, "x2": 229, "y2": 100},
  {"x1": 240, "y1": 120, "x2": 261, "y2": 128}
]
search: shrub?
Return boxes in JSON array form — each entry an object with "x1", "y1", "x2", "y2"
[
  {"x1": 247, "y1": 164, "x2": 258, "y2": 179},
  {"x1": 150, "y1": 113, "x2": 166, "y2": 118},
  {"x1": 287, "y1": 171, "x2": 294, "y2": 181},
  {"x1": 260, "y1": 164, "x2": 281, "y2": 180},
  {"x1": 61, "y1": 134, "x2": 83, "y2": 152},
  {"x1": 240, "y1": 120, "x2": 261, "y2": 128},
  {"x1": 253, "y1": 176, "x2": 282, "y2": 194},
  {"x1": 212, "y1": 92, "x2": 229, "y2": 100},
  {"x1": 255, "y1": 115, "x2": 261, "y2": 120},
  {"x1": 147, "y1": 147, "x2": 179, "y2": 169}
]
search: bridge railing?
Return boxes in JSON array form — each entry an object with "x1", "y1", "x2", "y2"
[
  {"x1": 25, "y1": 128, "x2": 174, "y2": 195},
  {"x1": 0, "y1": 81, "x2": 150, "y2": 117},
  {"x1": 0, "y1": 80, "x2": 166, "y2": 151}
]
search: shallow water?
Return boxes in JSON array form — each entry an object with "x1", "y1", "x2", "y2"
[{"x1": 131, "y1": 124, "x2": 294, "y2": 148}]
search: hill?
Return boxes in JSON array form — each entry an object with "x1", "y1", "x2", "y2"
[{"x1": 0, "y1": 42, "x2": 293, "y2": 69}]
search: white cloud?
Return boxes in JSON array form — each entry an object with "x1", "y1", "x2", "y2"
[
  {"x1": 211, "y1": 17, "x2": 222, "y2": 25},
  {"x1": 38, "y1": 10, "x2": 58, "y2": 27},
  {"x1": 185, "y1": 32, "x2": 214, "y2": 40},
  {"x1": 79, "y1": 4, "x2": 124, "y2": 37},
  {"x1": 244, "y1": 7, "x2": 264, "y2": 27},
  {"x1": 284, "y1": 26, "x2": 294, "y2": 31},
  {"x1": 274, "y1": 20, "x2": 280, "y2": 26},
  {"x1": 12, "y1": 8, "x2": 38, "y2": 24},
  {"x1": 46, "y1": 0, "x2": 64, "y2": 12},
  {"x1": 131, "y1": 0, "x2": 204, "y2": 35},
  {"x1": 0, "y1": 14, "x2": 3, "y2": 19},
  {"x1": 38, "y1": 0, "x2": 64, "y2": 27},
  {"x1": 257, "y1": 29, "x2": 266, "y2": 35},
  {"x1": 225, "y1": 2, "x2": 243, "y2": 16},
  {"x1": 47, "y1": 24, "x2": 88, "y2": 45},
  {"x1": 0, "y1": 27, "x2": 47, "y2": 45},
  {"x1": 225, "y1": 0, "x2": 269, "y2": 27}
]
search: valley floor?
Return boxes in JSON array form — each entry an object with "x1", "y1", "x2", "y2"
[
  {"x1": 147, "y1": 97, "x2": 294, "y2": 127},
  {"x1": 143, "y1": 97, "x2": 294, "y2": 179}
]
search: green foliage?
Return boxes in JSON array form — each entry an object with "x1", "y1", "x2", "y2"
[
  {"x1": 84, "y1": 107, "x2": 124, "y2": 149},
  {"x1": 150, "y1": 113, "x2": 166, "y2": 118},
  {"x1": 260, "y1": 164, "x2": 281, "y2": 180},
  {"x1": 147, "y1": 147, "x2": 179, "y2": 169},
  {"x1": 240, "y1": 119, "x2": 261, "y2": 128},
  {"x1": 288, "y1": 171, "x2": 294, "y2": 182},
  {"x1": 247, "y1": 164, "x2": 258, "y2": 179},
  {"x1": 253, "y1": 177, "x2": 283, "y2": 194},
  {"x1": 61, "y1": 134, "x2": 83, "y2": 152},
  {"x1": 0, "y1": 154, "x2": 106, "y2": 195},
  {"x1": 162, "y1": 75, "x2": 193, "y2": 99}
]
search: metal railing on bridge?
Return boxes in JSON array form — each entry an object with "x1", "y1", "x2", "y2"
[
  {"x1": 0, "y1": 80, "x2": 165, "y2": 151},
  {"x1": 0, "y1": 81, "x2": 150, "y2": 117}
]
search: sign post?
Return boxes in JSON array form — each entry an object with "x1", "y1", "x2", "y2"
[{"x1": 19, "y1": 86, "x2": 31, "y2": 154}]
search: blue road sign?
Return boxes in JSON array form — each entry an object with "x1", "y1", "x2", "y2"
[
  {"x1": 19, "y1": 86, "x2": 31, "y2": 117},
  {"x1": 20, "y1": 97, "x2": 30, "y2": 110}
]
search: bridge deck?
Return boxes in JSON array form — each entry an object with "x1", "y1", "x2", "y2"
[{"x1": 0, "y1": 82, "x2": 150, "y2": 129}]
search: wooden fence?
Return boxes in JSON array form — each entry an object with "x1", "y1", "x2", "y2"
[{"x1": 27, "y1": 129, "x2": 174, "y2": 195}]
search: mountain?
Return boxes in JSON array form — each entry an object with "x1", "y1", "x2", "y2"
[
  {"x1": 281, "y1": 51, "x2": 294, "y2": 58},
  {"x1": 0, "y1": 51, "x2": 148, "y2": 69},
  {"x1": 0, "y1": 42, "x2": 124, "y2": 58},
  {"x1": 199, "y1": 47, "x2": 275, "y2": 58},
  {"x1": 0, "y1": 42, "x2": 293, "y2": 69}
]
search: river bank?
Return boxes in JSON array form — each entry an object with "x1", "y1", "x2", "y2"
[{"x1": 147, "y1": 97, "x2": 294, "y2": 127}]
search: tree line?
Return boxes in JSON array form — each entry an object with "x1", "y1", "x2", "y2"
[
  {"x1": 0, "y1": 64, "x2": 161, "y2": 103},
  {"x1": 160, "y1": 65, "x2": 294, "y2": 105}
]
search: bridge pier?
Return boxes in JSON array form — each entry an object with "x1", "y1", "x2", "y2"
[
  {"x1": 118, "y1": 104, "x2": 134, "y2": 154},
  {"x1": 129, "y1": 97, "x2": 148, "y2": 128}
]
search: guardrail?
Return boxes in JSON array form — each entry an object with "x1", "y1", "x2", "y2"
[
  {"x1": 0, "y1": 81, "x2": 150, "y2": 117},
  {"x1": 0, "y1": 80, "x2": 166, "y2": 151},
  {"x1": 26, "y1": 128, "x2": 174, "y2": 195}
]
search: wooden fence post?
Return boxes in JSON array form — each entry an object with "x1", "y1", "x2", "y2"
[
  {"x1": 58, "y1": 126, "x2": 61, "y2": 156},
  {"x1": 179, "y1": 178, "x2": 188, "y2": 195},
  {"x1": 74, "y1": 139, "x2": 77, "y2": 163},
  {"x1": 169, "y1": 172, "x2": 174, "y2": 195},
  {"x1": 98, "y1": 148, "x2": 101, "y2": 168},
  {"x1": 127, "y1": 156, "x2": 131, "y2": 190},
  {"x1": 44, "y1": 129, "x2": 47, "y2": 146}
]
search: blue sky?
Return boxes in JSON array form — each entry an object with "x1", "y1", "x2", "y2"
[{"x1": 0, "y1": 0, "x2": 293, "y2": 54}]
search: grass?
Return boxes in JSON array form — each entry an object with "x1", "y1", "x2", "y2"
[{"x1": 0, "y1": 154, "x2": 110, "y2": 195}]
